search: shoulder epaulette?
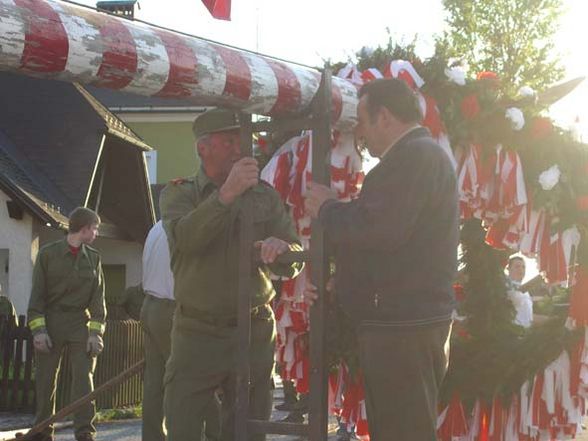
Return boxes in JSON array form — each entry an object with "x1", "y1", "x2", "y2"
[
  {"x1": 42, "y1": 240, "x2": 63, "y2": 251},
  {"x1": 84, "y1": 245, "x2": 100, "y2": 254}
]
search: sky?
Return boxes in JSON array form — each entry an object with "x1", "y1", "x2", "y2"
[{"x1": 73, "y1": 0, "x2": 588, "y2": 140}]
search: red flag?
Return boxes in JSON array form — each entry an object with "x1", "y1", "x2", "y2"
[{"x1": 201, "y1": 0, "x2": 231, "y2": 20}]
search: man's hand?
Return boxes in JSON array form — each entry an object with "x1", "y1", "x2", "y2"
[
  {"x1": 33, "y1": 332, "x2": 53, "y2": 353},
  {"x1": 255, "y1": 237, "x2": 290, "y2": 264},
  {"x1": 87, "y1": 334, "x2": 104, "y2": 357},
  {"x1": 304, "y1": 183, "x2": 337, "y2": 218},
  {"x1": 219, "y1": 157, "x2": 259, "y2": 205}
]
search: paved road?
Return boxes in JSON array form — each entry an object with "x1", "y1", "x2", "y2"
[
  {"x1": 52, "y1": 419, "x2": 323, "y2": 441},
  {"x1": 2, "y1": 386, "x2": 336, "y2": 441},
  {"x1": 55, "y1": 420, "x2": 141, "y2": 441}
]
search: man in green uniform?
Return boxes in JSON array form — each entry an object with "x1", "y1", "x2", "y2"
[
  {"x1": 160, "y1": 109, "x2": 303, "y2": 441},
  {"x1": 27, "y1": 207, "x2": 106, "y2": 441}
]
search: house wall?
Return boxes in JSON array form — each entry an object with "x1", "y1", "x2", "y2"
[
  {"x1": 39, "y1": 226, "x2": 143, "y2": 289},
  {"x1": 124, "y1": 120, "x2": 200, "y2": 185},
  {"x1": 0, "y1": 189, "x2": 37, "y2": 316}
]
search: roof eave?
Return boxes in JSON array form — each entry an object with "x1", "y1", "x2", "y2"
[
  {"x1": 0, "y1": 175, "x2": 67, "y2": 230},
  {"x1": 105, "y1": 127, "x2": 152, "y2": 151}
]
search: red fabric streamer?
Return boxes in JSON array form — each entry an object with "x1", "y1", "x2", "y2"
[
  {"x1": 437, "y1": 394, "x2": 469, "y2": 440},
  {"x1": 569, "y1": 265, "x2": 588, "y2": 326},
  {"x1": 461, "y1": 94, "x2": 481, "y2": 120}
]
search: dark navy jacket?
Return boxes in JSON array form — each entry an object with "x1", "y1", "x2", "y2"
[{"x1": 319, "y1": 127, "x2": 458, "y2": 324}]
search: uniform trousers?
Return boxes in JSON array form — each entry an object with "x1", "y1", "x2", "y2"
[
  {"x1": 358, "y1": 319, "x2": 452, "y2": 441},
  {"x1": 141, "y1": 294, "x2": 221, "y2": 441},
  {"x1": 164, "y1": 304, "x2": 275, "y2": 441},
  {"x1": 34, "y1": 311, "x2": 97, "y2": 439}
]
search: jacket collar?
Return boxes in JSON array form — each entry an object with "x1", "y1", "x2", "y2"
[
  {"x1": 380, "y1": 126, "x2": 431, "y2": 161},
  {"x1": 59, "y1": 237, "x2": 89, "y2": 261},
  {"x1": 196, "y1": 167, "x2": 217, "y2": 194},
  {"x1": 195, "y1": 166, "x2": 265, "y2": 195}
]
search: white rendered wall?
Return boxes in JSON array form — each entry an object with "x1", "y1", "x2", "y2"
[{"x1": 0, "y1": 190, "x2": 36, "y2": 316}]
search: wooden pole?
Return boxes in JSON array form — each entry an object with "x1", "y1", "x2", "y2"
[
  {"x1": 0, "y1": 0, "x2": 357, "y2": 130},
  {"x1": 308, "y1": 68, "x2": 332, "y2": 441},
  {"x1": 7, "y1": 359, "x2": 145, "y2": 441},
  {"x1": 235, "y1": 113, "x2": 254, "y2": 441}
]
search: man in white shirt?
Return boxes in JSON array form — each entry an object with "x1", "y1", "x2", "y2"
[
  {"x1": 141, "y1": 220, "x2": 176, "y2": 441},
  {"x1": 140, "y1": 221, "x2": 221, "y2": 441},
  {"x1": 506, "y1": 256, "x2": 533, "y2": 328}
]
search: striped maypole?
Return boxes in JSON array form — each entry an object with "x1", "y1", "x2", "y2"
[{"x1": 0, "y1": 0, "x2": 358, "y2": 128}]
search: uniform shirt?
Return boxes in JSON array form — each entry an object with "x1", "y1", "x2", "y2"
[
  {"x1": 142, "y1": 220, "x2": 174, "y2": 300},
  {"x1": 159, "y1": 168, "x2": 303, "y2": 317},
  {"x1": 27, "y1": 238, "x2": 106, "y2": 335}
]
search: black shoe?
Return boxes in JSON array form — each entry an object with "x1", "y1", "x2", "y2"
[
  {"x1": 290, "y1": 394, "x2": 308, "y2": 413},
  {"x1": 280, "y1": 412, "x2": 305, "y2": 423},
  {"x1": 336, "y1": 433, "x2": 352, "y2": 441},
  {"x1": 76, "y1": 434, "x2": 95, "y2": 441},
  {"x1": 274, "y1": 400, "x2": 298, "y2": 411}
]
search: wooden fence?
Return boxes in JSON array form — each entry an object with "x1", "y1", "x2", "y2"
[{"x1": 0, "y1": 314, "x2": 144, "y2": 413}]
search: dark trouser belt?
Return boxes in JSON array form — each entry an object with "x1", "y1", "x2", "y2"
[{"x1": 179, "y1": 304, "x2": 270, "y2": 327}]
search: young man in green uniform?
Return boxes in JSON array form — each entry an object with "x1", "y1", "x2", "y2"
[
  {"x1": 27, "y1": 207, "x2": 106, "y2": 441},
  {"x1": 160, "y1": 109, "x2": 303, "y2": 441}
]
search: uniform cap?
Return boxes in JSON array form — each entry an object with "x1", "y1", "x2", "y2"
[{"x1": 192, "y1": 109, "x2": 241, "y2": 139}]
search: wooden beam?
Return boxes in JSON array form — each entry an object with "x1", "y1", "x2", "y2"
[
  {"x1": 0, "y1": 0, "x2": 358, "y2": 130},
  {"x1": 235, "y1": 113, "x2": 254, "y2": 441},
  {"x1": 308, "y1": 68, "x2": 332, "y2": 441}
]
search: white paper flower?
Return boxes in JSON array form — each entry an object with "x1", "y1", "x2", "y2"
[
  {"x1": 538, "y1": 164, "x2": 561, "y2": 191},
  {"x1": 518, "y1": 86, "x2": 536, "y2": 98},
  {"x1": 505, "y1": 107, "x2": 525, "y2": 131},
  {"x1": 445, "y1": 66, "x2": 467, "y2": 86}
]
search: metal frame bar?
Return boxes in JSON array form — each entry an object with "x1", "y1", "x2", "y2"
[
  {"x1": 308, "y1": 67, "x2": 332, "y2": 441},
  {"x1": 236, "y1": 112, "x2": 254, "y2": 438},
  {"x1": 235, "y1": 68, "x2": 333, "y2": 441}
]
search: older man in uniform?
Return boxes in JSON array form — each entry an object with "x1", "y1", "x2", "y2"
[
  {"x1": 160, "y1": 109, "x2": 303, "y2": 441},
  {"x1": 27, "y1": 207, "x2": 106, "y2": 441}
]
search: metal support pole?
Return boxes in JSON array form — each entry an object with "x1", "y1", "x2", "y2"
[
  {"x1": 235, "y1": 113, "x2": 254, "y2": 441},
  {"x1": 308, "y1": 68, "x2": 332, "y2": 441},
  {"x1": 234, "y1": 69, "x2": 332, "y2": 440}
]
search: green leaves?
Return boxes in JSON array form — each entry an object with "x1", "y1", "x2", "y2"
[{"x1": 442, "y1": 0, "x2": 564, "y2": 93}]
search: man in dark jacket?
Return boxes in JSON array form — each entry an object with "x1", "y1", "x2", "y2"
[{"x1": 305, "y1": 78, "x2": 458, "y2": 441}]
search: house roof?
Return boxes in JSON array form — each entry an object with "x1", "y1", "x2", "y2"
[
  {"x1": 86, "y1": 86, "x2": 205, "y2": 112},
  {"x1": 0, "y1": 134, "x2": 68, "y2": 227},
  {"x1": 0, "y1": 72, "x2": 155, "y2": 241},
  {"x1": 75, "y1": 85, "x2": 151, "y2": 150}
]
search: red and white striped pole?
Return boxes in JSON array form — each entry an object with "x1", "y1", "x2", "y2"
[{"x1": 0, "y1": 0, "x2": 358, "y2": 128}]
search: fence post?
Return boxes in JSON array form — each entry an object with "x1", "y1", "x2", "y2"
[
  {"x1": 22, "y1": 324, "x2": 34, "y2": 409},
  {"x1": 10, "y1": 315, "x2": 26, "y2": 409},
  {"x1": 0, "y1": 314, "x2": 13, "y2": 409}
]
